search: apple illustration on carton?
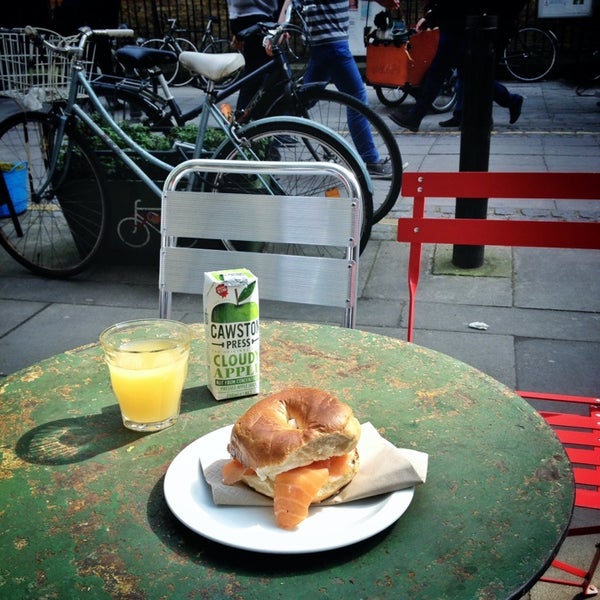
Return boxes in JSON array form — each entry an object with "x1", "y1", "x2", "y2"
[{"x1": 211, "y1": 280, "x2": 259, "y2": 324}]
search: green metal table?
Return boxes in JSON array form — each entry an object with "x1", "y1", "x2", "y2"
[{"x1": 0, "y1": 321, "x2": 573, "y2": 599}]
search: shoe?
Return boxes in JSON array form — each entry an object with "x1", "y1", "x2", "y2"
[
  {"x1": 439, "y1": 116, "x2": 461, "y2": 128},
  {"x1": 509, "y1": 95, "x2": 523, "y2": 124},
  {"x1": 367, "y1": 160, "x2": 393, "y2": 180},
  {"x1": 389, "y1": 111, "x2": 421, "y2": 132}
]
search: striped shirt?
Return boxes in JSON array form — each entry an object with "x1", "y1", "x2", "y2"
[{"x1": 304, "y1": 0, "x2": 349, "y2": 46}]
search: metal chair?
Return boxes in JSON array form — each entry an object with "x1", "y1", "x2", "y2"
[
  {"x1": 397, "y1": 171, "x2": 600, "y2": 596},
  {"x1": 397, "y1": 171, "x2": 600, "y2": 343},
  {"x1": 159, "y1": 159, "x2": 363, "y2": 328},
  {"x1": 520, "y1": 391, "x2": 600, "y2": 597}
]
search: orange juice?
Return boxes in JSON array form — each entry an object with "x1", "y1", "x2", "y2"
[
  {"x1": 107, "y1": 340, "x2": 189, "y2": 425},
  {"x1": 100, "y1": 319, "x2": 191, "y2": 431}
]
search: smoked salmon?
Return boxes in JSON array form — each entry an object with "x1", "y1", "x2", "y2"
[
  {"x1": 311, "y1": 453, "x2": 355, "y2": 477},
  {"x1": 274, "y1": 465, "x2": 329, "y2": 529},
  {"x1": 222, "y1": 452, "x2": 356, "y2": 529},
  {"x1": 222, "y1": 458, "x2": 255, "y2": 485}
]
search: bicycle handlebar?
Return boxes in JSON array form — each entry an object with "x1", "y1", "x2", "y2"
[
  {"x1": 93, "y1": 28, "x2": 136, "y2": 38},
  {"x1": 236, "y1": 21, "x2": 305, "y2": 45},
  {"x1": 25, "y1": 25, "x2": 135, "y2": 55}
]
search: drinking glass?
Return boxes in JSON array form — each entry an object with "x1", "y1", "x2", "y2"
[{"x1": 100, "y1": 319, "x2": 191, "y2": 431}]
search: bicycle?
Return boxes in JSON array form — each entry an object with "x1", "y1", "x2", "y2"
[
  {"x1": 502, "y1": 24, "x2": 557, "y2": 82},
  {"x1": 0, "y1": 26, "x2": 373, "y2": 277},
  {"x1": 364, "y1": 21, "x2": 458, "y2": 113},
  {"x1": 117, "y1": 197, "x2": 161, "y2": 248},
  {"x1": 88, "y1": 19, "x2": 402, "y2": 224},
  {"x1": 142, "y1": 15, "x2": 236, "y2": 88}
]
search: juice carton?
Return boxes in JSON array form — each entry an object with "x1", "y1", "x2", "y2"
[{"x1": 203, "y1": 269, "x2": 260, "y2": 400}]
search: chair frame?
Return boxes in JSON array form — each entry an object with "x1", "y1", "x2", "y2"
[
  {"x1": 159, "y1": 159, "x2": 363, "y2": 328},
  {"x1": 397, "y1": 171, "x2": 600, "y2": 597},
  {"x1": 520, "y1": 391, "x2": 600, "y2": 597},
  {"x1": 398, "y1": 171, "x2": 600, "y2": 344}
]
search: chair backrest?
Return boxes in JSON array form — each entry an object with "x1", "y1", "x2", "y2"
[
  {"x1": 398, "y1": 171, "x2": 600, "y2": 341},
  {"x1": 400, "y1": 171, "x2": 600, "y2": 250},
  {"x1": 159, "y1": 159, "x2": 363, "y2": 328}
]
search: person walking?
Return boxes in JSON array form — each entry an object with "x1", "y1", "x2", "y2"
[
  {"x1": 226, "y1": 0, "x2": 282, "y2": 112},
  {"x1": 438, "y1": 76, "x2": 523, "y2": 128},
  {"x1": 438, "y1": 0, "x2": 526, "y2": 128},
  {"x1": 388, "y1": 0, "x2": 523, "y2": 132},
  {"x1": 279, "y1": 0, "x2": 400, "y2": 179}
]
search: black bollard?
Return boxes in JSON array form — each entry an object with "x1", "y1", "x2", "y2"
[{"x1": 452, "y1": 15, "x2": 497, "y2": 269}]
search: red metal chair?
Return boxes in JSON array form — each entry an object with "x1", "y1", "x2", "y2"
[
  {"x1": 397, "y1": 171, "x2": 600, "y2": 596},
  {"x1": 518, "y1": 391, "x2": 600, "y2": 596},
  {"x1": 397, "y1": 171, "x2": 600, "y2": 344}
]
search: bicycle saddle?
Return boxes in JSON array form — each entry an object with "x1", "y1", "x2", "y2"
[
  {"x1": 116, "y1": 45, "x2": 178, "y2": 70},
  {"x1": 178, "y1": 51, "x2": 245, "y2": 83}
]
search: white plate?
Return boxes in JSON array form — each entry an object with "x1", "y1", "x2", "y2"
[{"x1": 164, "y1": 425, "x2": 414, "y2": 554}]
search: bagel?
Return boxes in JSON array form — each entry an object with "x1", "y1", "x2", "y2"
[{"x1": 222, "y1": 387, "x2": 361, "y2": 528}]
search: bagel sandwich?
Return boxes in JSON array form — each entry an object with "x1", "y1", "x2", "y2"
[{"x1": 222, "y1": 387, "x2": 361, "y2": 529}]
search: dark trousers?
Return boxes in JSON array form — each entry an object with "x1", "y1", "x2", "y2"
[
  {"x1": 410, "y1": 30, "x2": 465, "y2": 120},
  {"x1": 411, "y1": 28, "x2": 514, "y2": 120},
  {"x1": 230, "y1": 15, "x2": 274, "y2": 111}
]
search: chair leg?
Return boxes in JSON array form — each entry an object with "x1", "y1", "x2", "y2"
[
  {"x1": 406, "y1": 242, "x2": 422, "y2": 343},
  {"x1": 540, "y1": 542, "x2": 600, "y2": 597}
]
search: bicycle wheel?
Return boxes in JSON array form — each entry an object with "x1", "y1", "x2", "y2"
[
  {"x1": 210, "y1": 117, "x2": 373, "y2": 256},
  {"x1": 171, "y1": 38, "x2": 198, "y2": 86},
  {"x1": 504, "y1": 27, "x2": 557, "y2": 82},
  {"x1": 203, "y1": 39, "x2": 234, "y2": 55},
  {"x1": 293, "y1": 86, "x2": 402, "y2": 223},
  {"x1": 431, "y1": 69, "x2": 458, "y2": 113},
  {"x1": 0, "y1": 111, "x2": 107, "y2": 277},
  {"x1": 375, "y1": 85, "x2": 409, "y2": 107},
  {"x1": 117, "y1": 217, "x2": 151, "y2": 248}
]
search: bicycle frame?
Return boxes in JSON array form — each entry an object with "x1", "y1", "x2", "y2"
[
  {"x1": 102, "y1": 31, "x2": 310, "y2": 129},
  {"x1": 0, "y1": 25, "x2": 375, "y2": 278},
  {"x1": 87, "y1": 18, "x2": 398, "y2": 222},
  {"x1": 197, "y1": 16, "x2": 219, "y2": 50},
  {"x1": 46, "y1": 40, "x2": 253, "y2": 198},
  {"x1": 50, "y1": 33, "x2": 350, "y2": 205},
  {"x1": 35, "y1": 24, "x2": 368, "y2": 204}
]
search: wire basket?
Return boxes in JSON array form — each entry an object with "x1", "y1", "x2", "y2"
[{"x1": 0, "y1": 27, "x2": 96, "y2": 104}]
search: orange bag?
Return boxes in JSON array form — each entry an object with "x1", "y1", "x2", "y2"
[{"x1": 366, "y1": 29, "x2": 440, "y2": 88}]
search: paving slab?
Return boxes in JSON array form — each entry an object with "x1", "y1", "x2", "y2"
[
  {"x1": 515, "y1": 338, "x2": 600, "y2": 395},
  {"x1": 0, "y1": 299, "x2": 47, "y2": 338},
  {"x1": 514, "y1": 248, "x2": 600, "y2": 312}
]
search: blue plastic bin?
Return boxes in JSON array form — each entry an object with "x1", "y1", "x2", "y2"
[{"x1": 0, "y1": 162, "x2": 28, "y2": 217}]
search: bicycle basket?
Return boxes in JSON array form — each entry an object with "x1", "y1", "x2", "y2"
[
  {"x1": 366, "y1": 29, "x2": 439, "y2": 88},
  {"x1": 0, "y1": 27, "x2": 96, "y2": 104}
]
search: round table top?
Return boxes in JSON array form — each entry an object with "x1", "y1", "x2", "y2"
[{"x1": 0, "y1": 321, "x2": 573, "y2": 599}]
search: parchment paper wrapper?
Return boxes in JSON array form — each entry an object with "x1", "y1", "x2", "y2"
[{"x1": 200, "y1": 422, "x2": 428, "y2": 506}]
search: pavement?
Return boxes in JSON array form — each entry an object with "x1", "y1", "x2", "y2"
[{"x1": 1, "y1": 78, "x2": 599, "y2": 599}]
